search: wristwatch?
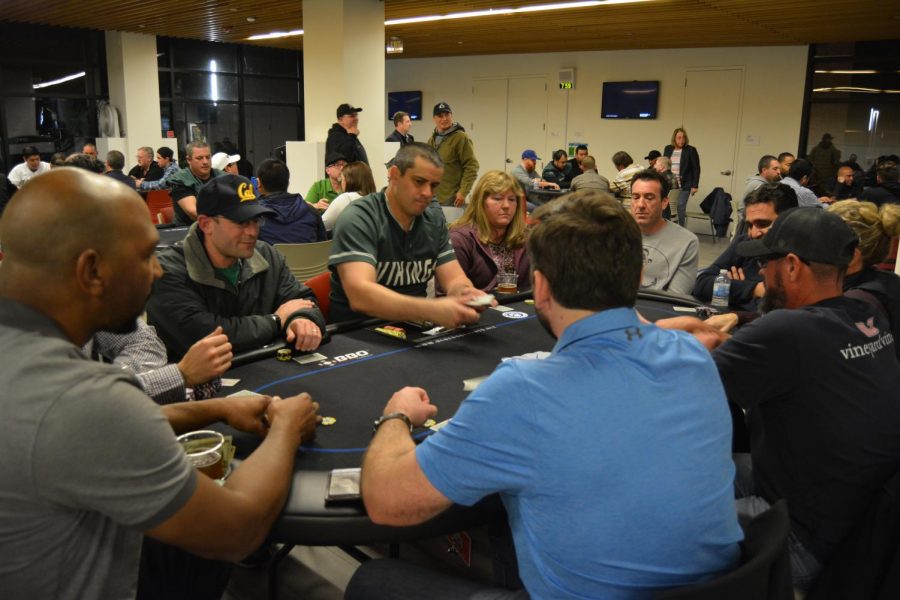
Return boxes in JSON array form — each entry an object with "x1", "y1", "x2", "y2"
[
  {"x1": 372, "y1": 412, "x2": 413, "y2": 434},
  {"x1": 271, "y1": 314, "x2": 282, "y2": 335}
]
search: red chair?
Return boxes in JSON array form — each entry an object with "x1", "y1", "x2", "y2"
[
  {"x1": 146, "y1": 190, "x2": 172, "y2": 224},
  {"x1": 876, "y1": 236, "x2": 898, "y2": 272},
  {"x1": 158, "y1": 206, "x2": 174, "y2": 224},
  {"x1": 304, "y1": 271, "x2": 331, "y2": 323}
]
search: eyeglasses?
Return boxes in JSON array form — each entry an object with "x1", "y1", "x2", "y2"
[
  {"x1": 756, "y1": 255, "x2": 783, "y2": 269},
  {"x1": 212, "y1": 216, "x2": 265, "y2": 228}
]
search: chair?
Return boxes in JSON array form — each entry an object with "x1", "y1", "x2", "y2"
[
  {"x1": 806, "y1": 469, "x2": 900, "y2": 600},
  {"x1": 145, "y1": 190, "x2": 172, "y2": 225},
  {"x1": 304, "y1": 271, "x2": 331, "y2": 322},
  {"x1": 158, "y1": 205, "x2": 174, "y2": 224},
  {"x1": 654, "y1": 500, "x2": 792, "y2": 600},
  {"x1": 274, "y1": 240, "x2": 332, "y2": 282}
]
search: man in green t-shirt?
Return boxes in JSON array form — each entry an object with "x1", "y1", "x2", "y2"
[
  {"x1": 329, "y1": 143, "x2": 493, "y2": 327},
  {"x1": 306, "y1": 152, "x2": 346, "y2": 211}
]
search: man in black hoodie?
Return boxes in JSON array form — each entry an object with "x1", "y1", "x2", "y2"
[
  {"x1": 256, "y1": 158, "x2": 326, "y2": 245},
  {"x1": 860, "y1": 165, "x2": 900, "y2": 207},
  {"x1": 326, "y1": 103, "x2": 369, "y2": 165}
]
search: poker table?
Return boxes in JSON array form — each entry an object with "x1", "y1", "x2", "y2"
[
  {"x1": 222, "y1": 290, "x2": 707, "y2": 547},
  {"x1": 155, "y1": 225, "x2": 189, "y2": 250},
  {"x1": 528, "y1": 188, "x2": 568, "y2": 205}
]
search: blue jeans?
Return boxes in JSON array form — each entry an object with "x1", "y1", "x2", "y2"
[
  {"x1": 733, "y1": 453, "x2": 823, "y2": 591},
  {"x1": 675, "y1": 187, "x2": 691, "y2": 227},
  {"x1": 345, "y1": 559, "x2": 530, "y2": 600}
]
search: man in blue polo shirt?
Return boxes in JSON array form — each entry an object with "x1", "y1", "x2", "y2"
[
  {"x1": 348, "y1": 190, "x2": 743, "y2": 599},
  {"x1": 328, "y1": 142, "x2": 491, "y2": 326}
]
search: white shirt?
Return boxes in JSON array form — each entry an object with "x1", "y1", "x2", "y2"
[
  {"x1": 8, "y1": 161, "x2": 51, "y2": 188},
  {"x1": 322, "y1": 191, "x2": 362, "y2": 231}
]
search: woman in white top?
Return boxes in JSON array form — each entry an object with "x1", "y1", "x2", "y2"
[{"x1": 321, "y1": 161, "x2": 376, "y2": 231}]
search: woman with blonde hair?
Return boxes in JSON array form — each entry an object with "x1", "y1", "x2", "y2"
[
  {"x1": 448, "y1": 170, "x2": 530, "y2": 292},
  {"x1": 663, "y1": 127, "x2": 701, "y2": 227},
  {"x1": 321, "y1": 161, "x2": 376, "y2": 231},
  {"x1": 828, "y1": 199, "x2": 900, "y2": 357}
]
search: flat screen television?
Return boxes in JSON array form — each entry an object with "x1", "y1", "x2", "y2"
[
  {"x1": 601, "y1": 81, "x2": 659, "y2": 119},
  {"x1": 387, "y1": 91, "x2": 423, "y2": 121}
]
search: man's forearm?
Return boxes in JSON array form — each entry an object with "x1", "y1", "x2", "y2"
[
  {"x1": 346, "y1": 281, "x2": 437, "y2": 323},
  {"x1": 362, "y1": 420, "x2": 443, "y2": 526},
  {"x1": 162, "y1": 397, "x2": 233, "y2": 434}
]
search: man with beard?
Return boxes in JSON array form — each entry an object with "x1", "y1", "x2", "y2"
[
  {"x1": 346, "y1": 189, "x2": 743, "y2": 599},
  {"x1": 710, "y1": 207, "x2": 900, "y2": 592},
  {"x1": 0, "y1": 168, "x2": 321, "y2": 597}
]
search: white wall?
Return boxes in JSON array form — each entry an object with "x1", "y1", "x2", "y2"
[{"x1": 386, "y1": 45, "x2": 808, "y2": 198}]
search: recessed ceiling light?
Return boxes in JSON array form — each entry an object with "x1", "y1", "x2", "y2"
[{"x1": 246, "y1": 16, "x2": 256, "y2": 23}]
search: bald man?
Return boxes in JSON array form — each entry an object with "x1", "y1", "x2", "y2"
[{"x1": 0, "y1": 168, "x2": 320, "y2": 598}]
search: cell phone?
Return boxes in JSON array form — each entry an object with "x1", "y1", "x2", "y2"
[{"x1": 326, "y1": 467, "x2": 361, "y2": 502}]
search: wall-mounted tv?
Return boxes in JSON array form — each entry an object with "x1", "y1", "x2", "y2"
[
  {"x1": 387, "y1": 91, "x2": 423, "y2": 121},
  {"x1": 601, "y1": 81, "x2": 659, "y2": 119}
]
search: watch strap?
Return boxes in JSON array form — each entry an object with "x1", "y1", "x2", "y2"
[{"x1": 373, "y1": 412, "x2": 413, "y2": 434}]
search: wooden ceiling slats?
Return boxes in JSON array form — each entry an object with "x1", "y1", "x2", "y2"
[{"x1": 0, "y1": 1, "x2": 895, "y2": 58}]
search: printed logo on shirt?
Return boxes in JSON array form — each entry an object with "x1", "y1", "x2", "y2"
[
  {"x1": 839, "y1": 329, "x2": 894, "y2": 360},
  {"x1": 855, "y1": 317, "x2": 880, "y2": 338},
  {"x1": 377, "y1": 259, "x2": 435, "y2": 287}
]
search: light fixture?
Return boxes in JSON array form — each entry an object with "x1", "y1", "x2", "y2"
[
  {"x1": 247, "y1": 29, "x2": 304, "y2": 41},
  {"x1": 386, "y1": 37, "x2": 403, "y2": 54},
  {"x1": 814, "y1": 69, "x2": 879, "y2": 74},
  {"x1": 246, "y1": 16, "x2": 256, "y2": 23},
  {"x1": 246, "y1": 0, "x2": 647, "y2": 41},
  {"x1": 210, "y1": 60, "x2": 218, "y2": 105},
  {"x1": 32, "y1": 71, "x2": 86, "y2": 90}
]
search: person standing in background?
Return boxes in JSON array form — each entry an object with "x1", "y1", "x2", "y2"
[{"x1": 664, "y1": 127, "x2": 700, "y2": 228}]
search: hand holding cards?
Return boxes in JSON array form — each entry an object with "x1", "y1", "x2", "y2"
[{"x1": 465, "y1": 293, "x2": 495, "y2": 308}]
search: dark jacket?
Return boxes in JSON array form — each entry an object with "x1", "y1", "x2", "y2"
[
  {"x1": 859, "y1": 182, "x2": 900, "y2": 207},
  {"x1": 147, "y1": 224, "x2": 325, "y2": 360},
  {"x1": 699, "y1": 187, "x2": 733, "y2": 237},
  {"x1": 0, "y1": 173, "x2": 15, "y2": 218},
  {"x1": 843, "y1": 267, "x2": 900, "y2": 360},
  {"x1": 326, "y1": 123, "x2": 369, "y2": 165},
  {"x1": 128, "y1": 162, "x2": 163, "y2": 181},
  {"x1": 692, "y1": 233, "x2": 761, "y2": 310},
  {"x1": 385, "y1": 130, "x2": 414, "y2": 146},
  {"x1": 258, "y1": 191, "x2": 327, "y2": 245},
  {"x1": 105, "y1": 169, "x2": 136, "y2": 190},
  {"x1": 541, "y1": 163, "x2": 574, "y2": 189},
  {"x1": 663, "y1": 144, "x2": 701, "y2": 189}
]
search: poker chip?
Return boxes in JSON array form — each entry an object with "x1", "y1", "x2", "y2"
[
  {"x1": 276, "y1": 348, "x2": 292, "y2": 361},
  {"x1": 321, "y1": 416, "x2": 337, "y2": 426},
  {"x1": 423, "y1": 419, "x2": 436, "y2": 428}
]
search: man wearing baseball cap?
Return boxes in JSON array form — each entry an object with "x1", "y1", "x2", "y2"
[
  {"x1": 138, "y1": 146, "x2": 179, "y2": 192},
  {"x1": 511, "y1": 149, "x2": 558, "y2": 209},
  {"x1": 427, "y1": 101, "x2": 479, "y2": 207},
  {"x1": 326, "y1": 103, "x2": 369, "y2": 165},
  {"x1": 644, "y1": 150, "x2": 661, "y2": 168},
  {"x1": 709, "y1": 207, "x2": 900, "y2": 591},
  {"x1": 148, "y1": 174, "x2": 326, "y2": 360},
  {"x1": 211, "y1": 151, "x2": 240, "y2": 175}
]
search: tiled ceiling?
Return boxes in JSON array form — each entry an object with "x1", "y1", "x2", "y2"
[{"x1": 1, "y1": 0, "x2": 898, "y2": 58}]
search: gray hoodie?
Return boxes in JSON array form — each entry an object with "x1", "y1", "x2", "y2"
[{"x1": 739, "y1": 174, "x2": 769, "y2": 211}]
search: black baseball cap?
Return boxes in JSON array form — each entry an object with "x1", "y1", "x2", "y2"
[
  {"x1": 736, "y1": 207, "x2": 858, "y2": 266},
  {"x1": 325, "y1": 151, "x2": 347, "y2": 167},
  {"x1": 645, "y1": 150, "x2": 661, "y2": 160},
  {"x1": 433, "y1": 102, "x2": 452, "y2": 116},
  {"x1": 197, "y1": 174, "x2": 276, "y2": 221},
  {"x1": 337, "y1": 103, "x2": 362, "y2": 118}
]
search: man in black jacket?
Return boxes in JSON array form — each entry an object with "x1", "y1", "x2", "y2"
[
  {"x1": 385, "y1": 111, "x2": 414, "y2": 147},
  {"x1": 326, "y1": 103, "x2": 369, "y2": 165},
  {"x1": 147, "y1": 174, "x2": 325, "y2": 360},
  {"x1": 692, "y1": 183, "x2": 797, "y2": 309}
]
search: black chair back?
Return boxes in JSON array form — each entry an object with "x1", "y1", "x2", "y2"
[{"x1": 654, "y1": 500, "x2": 792, "y2": 600}]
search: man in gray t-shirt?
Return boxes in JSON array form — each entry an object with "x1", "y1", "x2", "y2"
[
  {"x1": 629, "y1": 169, "x2": 698, "y2": 295},
  {"x1": 0, "y1": 168, "x2": 320, "y2": 599}
]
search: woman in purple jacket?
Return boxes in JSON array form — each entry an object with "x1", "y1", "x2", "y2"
[{"x1": 448, "y1": 170, "x2": 531, "y2": 292}]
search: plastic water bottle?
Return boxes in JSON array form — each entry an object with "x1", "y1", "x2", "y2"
[{"x1": 711, "y1": 269, "x2": 730, "y2": 308}]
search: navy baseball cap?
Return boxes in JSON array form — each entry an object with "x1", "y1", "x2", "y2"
[
  {"x1": 736, "y1": 207, "x2": 858, "y2": 266},
  {"x1": 337, "y1": 103, "x2": 362, "y2": 118},
  {"x1": 645, "y1": 150, "x2": 661, "y2": 160},
  {"x1": 197, "y1": 174, "x2": 276, "y2": 221},
  {"x1": 433, "y1": 102, "x2": 452, "y2": 116},
  {"x1": 522, "y1": 149, "x2": 541, "y2": 161}
]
